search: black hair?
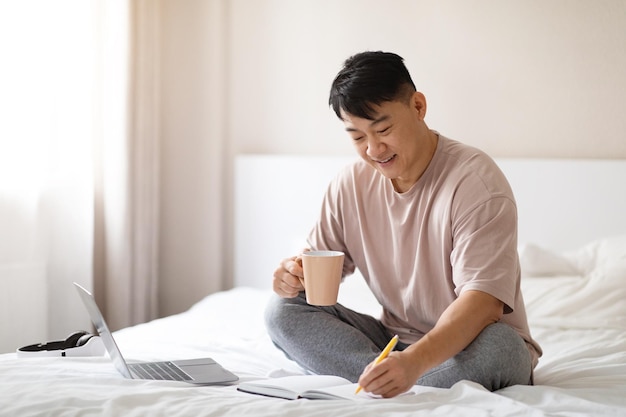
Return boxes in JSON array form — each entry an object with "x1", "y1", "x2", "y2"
[{"x1": 328, "y1": 51, "x2": 417, "y2": 120}]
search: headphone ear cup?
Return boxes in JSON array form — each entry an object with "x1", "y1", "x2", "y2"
[
  {"x1": 63, "y1": 331, "x2": 90, "y2": 348},
  {"x1": 76, "y1": 333, "x2": 95, "y2": 347}
]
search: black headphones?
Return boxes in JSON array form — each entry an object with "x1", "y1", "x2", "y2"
[{"x1": 17, "y1": 330, "x2": 105, "y2": 357}]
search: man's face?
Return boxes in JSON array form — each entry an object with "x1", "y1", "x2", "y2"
[{"x1": 340, "y1": 94, "x2": 432, "y2": 192}]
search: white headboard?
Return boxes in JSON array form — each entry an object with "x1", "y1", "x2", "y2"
[{"x1": 234, "y1": 155, "x2": 626, "y2": 289}]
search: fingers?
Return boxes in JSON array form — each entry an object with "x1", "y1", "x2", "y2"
[
  {"x1": 357, "y1": 353, "x2": 413, "y2": 398},
  {"x1": 357, "y1": 358, "x2": 387, "y2": 392},
  {"x1": 272, "y1": 256, "x2": 305, "y2": 298},
  {"x1": 358, "y1": 366, "x2": 400, "y2": 398}
]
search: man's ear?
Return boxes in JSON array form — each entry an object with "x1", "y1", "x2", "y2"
[{"x1": 411, "y1": 91, "x2": 427, "y2": 120}]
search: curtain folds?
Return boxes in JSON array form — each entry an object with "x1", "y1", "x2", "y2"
[
  {"x1": 93, "y1": 0, "x2": 161, "y2": 331},
  {"x1": 127, "y1": 0, "x2": 161, "y2": 326}
]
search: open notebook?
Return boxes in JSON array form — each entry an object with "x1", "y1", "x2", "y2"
[
  {"x1": 237, "y1": 375, "x2": 418, "y2": 400},
  {"x1": 238, "y1": 375, "x2": 360, "y2": 400}
]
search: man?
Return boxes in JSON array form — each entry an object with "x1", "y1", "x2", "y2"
[{"x1": 265, "y1": 51, "x2": 541, "y2": 398}]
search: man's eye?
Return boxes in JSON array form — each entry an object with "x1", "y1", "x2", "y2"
[{"x1": 378, "y1": 126, "x2": 391, "y2": 134}]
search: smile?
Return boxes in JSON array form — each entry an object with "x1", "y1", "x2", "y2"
[{"x1": 376, "y1": 155, "x2": 396, "y2": 164}]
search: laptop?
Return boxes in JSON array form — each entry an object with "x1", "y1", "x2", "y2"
[{"x1": 73, "y1": 282, "x2": 239, "y2": 385}]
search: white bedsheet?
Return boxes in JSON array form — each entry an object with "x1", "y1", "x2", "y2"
[{"x1": 1, "y1": 236, "x2": 625, "y2": 417}]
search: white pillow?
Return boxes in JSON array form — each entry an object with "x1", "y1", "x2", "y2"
[
  {"x1": 564, "y1": 234, "x2": 626, "y2": 275},
  {"x1": 519, "y1": 243, "x2": 580, "y2": 277},
  {"x1": 522, "y1": 235, "x2": 626, "y2": 330}
]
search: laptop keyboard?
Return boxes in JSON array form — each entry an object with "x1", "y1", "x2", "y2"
[{"x1": 129, "y1": 361, "x2": 192, "y2": 381}]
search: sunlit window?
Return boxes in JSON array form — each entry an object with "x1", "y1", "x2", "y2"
[{"x1": 0, "y1": 1, "x2": 95, "y2": 192}]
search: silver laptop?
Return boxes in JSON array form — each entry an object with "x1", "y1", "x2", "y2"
[{"x1": 74, "y1": 282, "x2": 238, "y2": 385}]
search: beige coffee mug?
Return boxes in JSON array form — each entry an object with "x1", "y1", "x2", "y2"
[{"x1": 299, "y1": 250, "x2": 344, "y2": 306}]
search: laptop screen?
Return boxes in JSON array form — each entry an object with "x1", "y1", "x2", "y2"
[{"x1": 74, "y1": 283, "x2": 133, "y2": 378}]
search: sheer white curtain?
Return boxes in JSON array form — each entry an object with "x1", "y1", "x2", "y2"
[{"x1": 0, "y1": 0, "x2": 159, "y2": 353}]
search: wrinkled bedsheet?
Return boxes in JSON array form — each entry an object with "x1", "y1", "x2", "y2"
[{"x1": 1, "y1": 236, "x2": 625, "y2": 417}]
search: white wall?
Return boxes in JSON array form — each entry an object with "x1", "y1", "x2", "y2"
[
  {"x1": 159, "y1": 0, "x2": 626, "y2": 316},
  {"x1": 228, "y1": 0, "x2": 626, "y2": 157}
]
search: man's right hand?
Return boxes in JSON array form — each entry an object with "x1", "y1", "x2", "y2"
[{"x1": 272, "y1": 255, "x2": 305, "y2": 298}]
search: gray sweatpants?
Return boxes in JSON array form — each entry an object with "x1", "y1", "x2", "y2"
[{"x1": 264, "y1": 293, "x2": 532, "y2": 391}]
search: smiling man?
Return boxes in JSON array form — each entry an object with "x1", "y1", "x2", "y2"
[{"x1": 265, "y1": 51, "x2": 542, "y2": 398}]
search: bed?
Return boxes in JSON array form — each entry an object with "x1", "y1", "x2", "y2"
[{"x1": 1, "y1": 156, "x2": 625, "y2": 416}]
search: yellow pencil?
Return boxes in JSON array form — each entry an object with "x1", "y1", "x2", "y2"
[{"x1": 354, "y1": 335, "x2": 399, "y2": 394}]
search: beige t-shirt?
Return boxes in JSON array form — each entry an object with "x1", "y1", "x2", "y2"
[{"x1": 307, "y1": 134, "x2": 542, "y2": 366}]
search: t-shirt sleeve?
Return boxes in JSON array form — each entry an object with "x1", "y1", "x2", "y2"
[
  {"x1": 450, "y1": 196, "x2": 519, "y2": 313},
  {"x1": 306, "y1": 170, "x2": 356, "y2": 278}
]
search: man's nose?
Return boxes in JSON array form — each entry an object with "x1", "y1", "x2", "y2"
[{"x1": 366, "y1": 137, "x2": 386, "y2": 158}]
